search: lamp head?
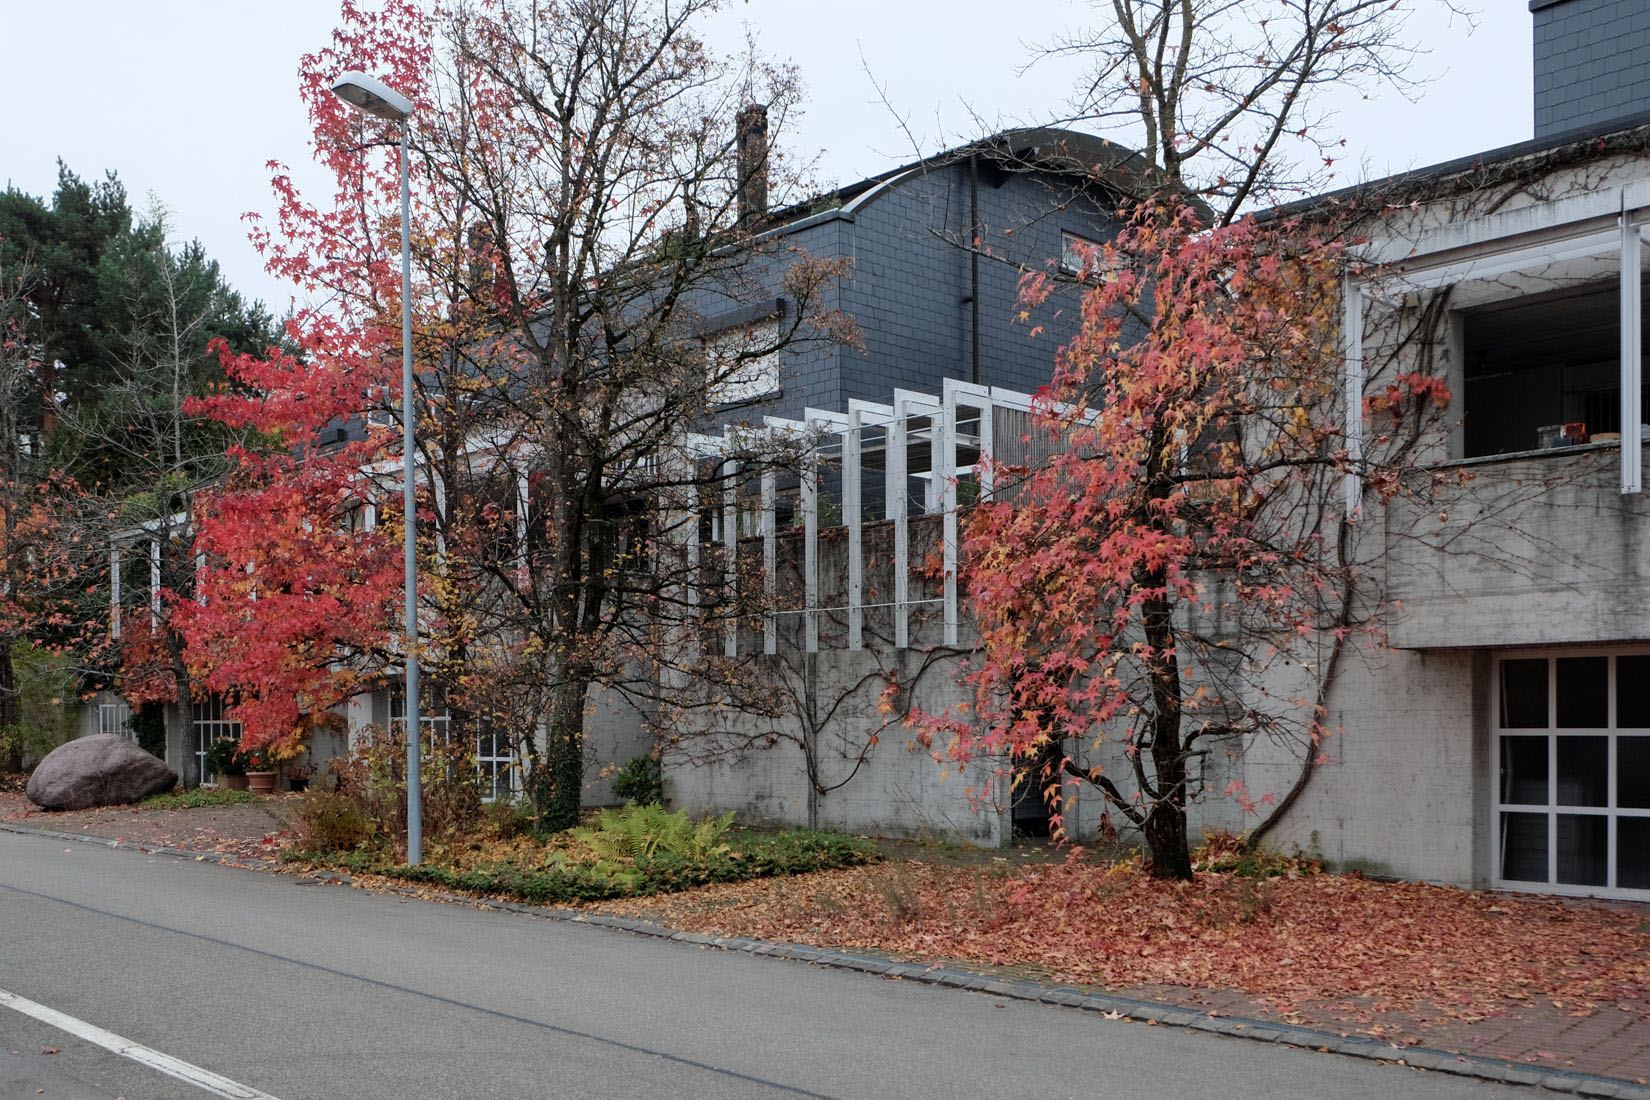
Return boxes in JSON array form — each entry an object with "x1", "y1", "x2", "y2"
[{"x1": 330, "y1": 71, "x2": 414, "y2": 121}]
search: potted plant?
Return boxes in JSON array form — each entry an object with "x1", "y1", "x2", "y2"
[
  {"x1": 204, "y1": 738, "x2": 250, "y2": 791},
  {"x1": 239, "y1": 743, "x2": 278, "y2": 794}
]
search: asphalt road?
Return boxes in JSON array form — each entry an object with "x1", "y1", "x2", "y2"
[{"x1": 0, "y1": 830, "x2": 1537, "y2": 1100}]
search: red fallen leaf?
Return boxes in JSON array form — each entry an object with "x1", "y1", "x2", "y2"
[
  {"x1": 41, "y1": 1047, "x2": 58, "y2": 1055},
  {"x1": 1534, "y1": 1050, "x2": 1557, "y2": 1059}
]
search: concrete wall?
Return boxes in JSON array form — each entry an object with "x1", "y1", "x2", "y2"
[
  {"x1": 1385, "y1": 447, "x2": 1650, "y2": 649},
  {"x1": 664, "y1": 645, "x2": 1006, "y2": 844},
  {"x1": 660, "y1": 511, "x2": 1007, "y2": 843},
  {"x1": 1235, "y1": 646, "x2": 1483, "y2": 885}
]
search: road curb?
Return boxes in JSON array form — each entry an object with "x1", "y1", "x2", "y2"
[{"x1": 4, "y1": 817, "x2": 1645, "y2": 1098}]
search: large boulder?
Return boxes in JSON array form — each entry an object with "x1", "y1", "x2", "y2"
[{"x1": 26, "y1": 735, "x2": 177, "y2": 811}]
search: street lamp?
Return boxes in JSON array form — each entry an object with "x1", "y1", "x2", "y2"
[{"x1": 331, "y1": 70, "x2": 423, "y2": 866}]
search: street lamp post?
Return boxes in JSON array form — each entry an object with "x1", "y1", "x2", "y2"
[{"x1": 330, "y1": 71, "x2": 423, "y2": 866}]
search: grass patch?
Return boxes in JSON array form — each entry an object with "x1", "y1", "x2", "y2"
[
  {"x1": 287, "y1": 826, "x2": 883, "y2": 906},
  {"x1": 140, "y1": 788, "x2": 261, "y2": 810}
]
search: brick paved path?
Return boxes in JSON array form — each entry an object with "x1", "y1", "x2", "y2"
[{"x1": 1128, "y1": 982, "x2": 1650, "y2": 1085}]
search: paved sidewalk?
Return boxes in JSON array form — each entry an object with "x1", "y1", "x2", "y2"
[
  {"x1": 1125, "y1": 983, "x2": 1650, "y2": 1087},
  {"x1": 6, "y1": 797, "x2": 1650, "y2": 1096}
]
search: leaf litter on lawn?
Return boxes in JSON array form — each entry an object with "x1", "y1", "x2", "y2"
[{"x1": 592, "y1": 854, "x2": 1650, "y2": 1027}]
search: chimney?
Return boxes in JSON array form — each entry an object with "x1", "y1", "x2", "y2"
[
  {"x1": 1532, "y1": 0, "x2": 1650, "y2": 138},
  {"x1": 736, "y1": 104, "x2": 769, "y2": 227}
]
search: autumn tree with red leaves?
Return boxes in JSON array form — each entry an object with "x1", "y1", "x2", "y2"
[
  {"x1": 927, "y1": 203, "x2": 1451, "y2": 879},
  {"x1": 908, "y1": 0, "x2": 1468, "y2": 879},
  {"x1": 182, "y1": 0, "x2": 849, "y2": 827}
]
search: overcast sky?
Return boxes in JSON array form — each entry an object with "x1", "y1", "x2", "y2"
[{"x1": 6, "y1": 1, "x2": 1529, "y2": 314}]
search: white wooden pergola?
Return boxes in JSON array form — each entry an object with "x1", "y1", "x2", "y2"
[{"x1": 680, "y1": 377, "x2": 1045, "y2": 655}]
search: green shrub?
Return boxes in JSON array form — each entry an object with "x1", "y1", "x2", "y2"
[
  {"x1": 571, "y1": 803, "x2": 733, "y2": 861},
  {"x1": 2, "y1": 642, "x2": 78, "y2": 768},
  {"x1": 203, "y1": 737, "x2": 245, "y2": 777},
  {"x1": 609, "y1": 753, "x2": 663, "y2": 805},
  {"x1": 130, "y1": 705, "x2": 167, "y2": 760},
  {"x1": 140, "y1": 788, "x2": 258, "y2": 810},
  {"x1": 291, "y1": 827, "x2": 884, "y2": 906}
]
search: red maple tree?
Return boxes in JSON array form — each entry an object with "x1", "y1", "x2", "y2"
[{"x1": 923, "y1": 202, "x2": 1450, "y2": 879}]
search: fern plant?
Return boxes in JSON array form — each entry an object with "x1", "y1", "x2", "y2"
[{"x1": 572, "y1": 803, "x2": 734, "y2": 861}]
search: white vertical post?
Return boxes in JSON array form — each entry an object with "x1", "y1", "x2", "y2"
[
  {"x1": 431, "y1": 468, "x2": 448, "y2": 559},
  {"x1": 685, "y1": 483, "x2": 700, "y2": 613},
  {"x1": 938, "y1": 389, "x2": 959, "y2": 647},
  {"x1": 1343, "y1": 277, "x2": 1365, "y2": 515},
  {"x1": 515, "y1": 469, "x2": 531, "y2": 576},
  {"x1": 762, "y1": 471, "x2": 777, "y2": 655},
  {"x1": 1622, "y1": 210, "x2": 1643, "y2": 495},
  {"x1": 888, "y1": 397, "x2": 910, "y2": 649},
  {"x1": 976, "y1": 397, "x2": 995, "y2": 499},
  {"x1": 149, "y1": 539, "x2": 161, "y2": 627},
  {"x1": 802, "y1": 451, "x2": 819, "y2": 653},
  {"x1": 110, "y1": 544, "x2": 121, "y2": 639},
  {"x1": 843, "y1": 411, "x2": 863, "y2": 650},
  {"x1": 723, "y1": 459, "x2": 739, "y2": 658}
]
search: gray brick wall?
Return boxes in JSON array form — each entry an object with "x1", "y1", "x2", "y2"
[
  {"x1": 704, "y1": 153, "x2": 1122, "y2": 431},
  {"x1": 823, "y1": 158, "x2": 1118, "y2": 411},
  {"x1": 1533, "y1": 0, "x2": 1650, "y2": 137}
]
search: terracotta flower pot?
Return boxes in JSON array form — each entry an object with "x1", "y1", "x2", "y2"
[
  {"x1": 223, "y1": 774, "x2": 250, "y2": 791},
  {"x1": 245, "y1": 770, "x2": 278, "y2": 794}
]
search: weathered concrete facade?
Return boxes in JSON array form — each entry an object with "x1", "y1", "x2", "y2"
[{"x1": 1242, "y1": 121, "x2": 1650, "y2": 895}]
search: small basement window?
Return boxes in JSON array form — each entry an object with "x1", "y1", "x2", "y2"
[{"x1": 1462, "y1": 279, "x2": 1648, "y2": 458}]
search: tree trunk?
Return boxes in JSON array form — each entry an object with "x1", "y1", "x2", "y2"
[
  {"x1": 532, "y1": 677, "x2": 586, "y2": 833},
  {"x1": 0, "y1": 643, "x2": 20, "y2": 773},
  {"x1": 1143, "y1": 799, "x2": 1193, "y2": 880},
  {"x1": 1140, "y1": 558, "x2": 1193, "y2": 880}
]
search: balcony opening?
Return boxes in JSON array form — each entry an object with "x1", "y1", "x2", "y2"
[{"x1": 1462, "y1": 279, "x2": 1647, "y2": 458}]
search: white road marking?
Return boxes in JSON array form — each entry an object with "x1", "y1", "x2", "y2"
[{"x1": 0, "y1": 987, "x2": 281, "y2": 1099}]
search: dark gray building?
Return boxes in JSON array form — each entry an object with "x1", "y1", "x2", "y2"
[
  {"x1": 1533, "y1": 0, "x2": 1650, "y2": 138},
  {"x1": 704, "y1": 126, "x2": 1149, "y2": 425}
]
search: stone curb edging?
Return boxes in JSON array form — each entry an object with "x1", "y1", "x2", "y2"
[{"x1": 4, "y1": 818, "x2": 1645, "y2": 1099}]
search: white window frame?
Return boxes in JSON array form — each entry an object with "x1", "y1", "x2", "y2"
[
  {"x1": 1491, "y1": 646, "x2": 1650, "y2": 899},
  {"x1": 705, "y1": 321, "x2": 780, "y2": 406},
  {"x1": 476, "y1": 724, "x2": 519, "y2": 803},
  {"x1": 389, "y1": 690, "x2": 520, "y2": 803},
  {"x1": 388, "y1": 689, "x2": 450, "y2": 742},
  {"x1": 1060, "y1": 230, "x2": 1103, "y2": 276},
  {"x1": 97, "y1": 700, "x2": 133, "y2": 740},
  {"x1": 194, "y1": 695, "x2": 242, "y2": 785}
]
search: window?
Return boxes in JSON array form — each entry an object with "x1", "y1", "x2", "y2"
[
  {"x1": 476, "y1": 724, "x2": 519, "y2": 803},
  {"x1": 97, "y1": 700, "x2": 133, "y2": 740},
  {"x1": 194, "y1": 695, "x2": 242, "y2": 784},
  {"x1": 1493, "y1": 650, "x2": 1650, "y2": 896},
  {"x1": 390, "y1": 690, "x2": 517, "y2": 802},
  {"x1": 388, "y1": 689, "x2": 451, "y2": 741},
  {"x1": 1462, "y1": 280, "x2": 1647, "y2": 458},
  {"x1": 705, "y1": 322, "x2": 780, "y2": 406},
  {"x1": 1060, "y1": 230, "x2": 1102, "y2": 276}
]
